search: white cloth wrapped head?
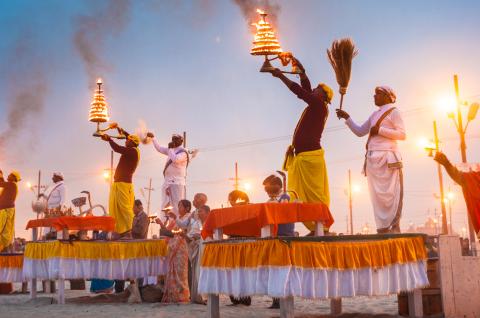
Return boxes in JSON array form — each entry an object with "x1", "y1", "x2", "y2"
[
  {"x1": 53, "y1": 172, "x2": 64, "y2": 180},
  {"x1": 375, "y1": 86, "x2": 396, "y2": 103}
]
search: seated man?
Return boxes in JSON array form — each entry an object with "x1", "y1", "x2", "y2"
[{"x1": 132, "y1": 199, "x2": 149, "y2": 239}]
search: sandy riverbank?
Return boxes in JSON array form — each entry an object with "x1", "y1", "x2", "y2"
[{"x1": 0, "y1": 282, "x2": 403, "y2": 318}]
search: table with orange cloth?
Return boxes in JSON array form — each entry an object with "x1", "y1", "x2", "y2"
[
  {"x1": 26, "y1": 216, "x2": 115, "y2": 232},
  {"x1": 0, "y1": 253, "x2": 24, "y2": 282},
  {"x1": 199, "y1": 234, "x2": 429, "y2": 299},
  {"x1": 201, "y1": 202, "x2": 334, "y2": 239}
]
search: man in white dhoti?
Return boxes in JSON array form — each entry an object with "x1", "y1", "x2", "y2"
[
  {"x1": 146, "y1": 132, "x2": 196, "y2": 217},
  {"x1": 336, "y1": 86, "x2": 405, "y2": 233}
]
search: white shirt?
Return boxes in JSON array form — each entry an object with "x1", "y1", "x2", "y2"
[
  {"x1": 345, "y1": 104, "x2": 406, "y2": 151},
  {"x1": 153, "y1": 139, "x2": 188, "y2": 185},
  {"x1": 176, "y1": 213, "x2": 201, "y2": 239},
  {"x1": 44, "y1": 181, "x2": 66, "y2": 209}
]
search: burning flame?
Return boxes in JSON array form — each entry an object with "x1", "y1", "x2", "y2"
[
  {"x1": 89, "y1": 79, "x2": 109, "y2": 123},
  {"x1": 250, "y1": 10, "x2": 283, "y2": 56}
]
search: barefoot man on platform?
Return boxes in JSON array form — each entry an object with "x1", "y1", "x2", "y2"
[
  {"x1": 336, "y1": 86, "x2": 405, "y2": 233},
  {"x1": 270, "y1": 58, "x2": 333, "y2": 232},
  {"x1": 101, "y1": 132, "x2": 140, "y2": 236}
]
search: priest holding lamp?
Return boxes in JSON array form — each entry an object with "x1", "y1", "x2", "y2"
[{"x1": 269, "y1": 60, "x2": 334, "y2": 233}]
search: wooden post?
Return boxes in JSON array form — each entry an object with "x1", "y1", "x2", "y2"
[
  {"x1": 260, "y1": 225, "x2": 272, "y2": 237},
  {"x1": 58, "y1": 278, "x2": 65, "y2": 304},
  {"x1": 407, "y1": 289, "x2": 423, "y2": 318},
  {"x1": 433, "y1": 121, "x2": 448, "y2": 234},
  {"x1": 315, "y1": 222, "x2": 324, "y2": 237},
  {"x1": 330, "y1": 298, "x2": 343, "y2": 315},
  {"x1": 30, "y1": 228, "x2": 38, "y2": 299},
  {"x1": 348, "y1": 169, "x2": 353, "y2": 234},
  {"x1": 208, "y1": 227, "x2": 223, "y2": 318},
  {"x1": 280, "y1": 296, "x2": 294, "y2": 318},
  {"x1": 207, "y1": 294, "x2": 220, "y2": 318},
  {"x1": 213, "y1": 228, "x2": 223, "y2": 240},
  {"x1": 110, "y1": 150, "x2": 114, "y2": 187}
]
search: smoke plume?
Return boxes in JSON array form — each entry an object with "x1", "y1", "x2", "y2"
[
  {"x1": 73, "y1": 0, "x2": 132, "y2": 86},
  {"x1": 0, "y1": 34, "x2": 49, "y2": 160},
  {"x1": 232, "y1": 0, "x2": 281, "y2": 30}
]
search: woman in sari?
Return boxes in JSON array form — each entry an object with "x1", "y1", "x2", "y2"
[{"x1": 156, "y1": 200, "x2": 191, "y2": 303}]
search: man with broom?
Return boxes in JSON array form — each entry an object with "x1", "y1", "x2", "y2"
[
  {"x1": 336, "y1": 86, "x2": 406, "y2": 233},
  {"x1": 270, "y1": 58, "x2": 333, "y2": 232}
]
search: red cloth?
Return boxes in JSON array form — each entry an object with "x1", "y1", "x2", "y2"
[
  {"x1": 462, "y1": 171, "x2": 480, "y2": 236},
  {"x1": 201, "y1": 202, "x2": 334, "y2": 239},
  {"x1": 26, "y1": 216, "x2": 115, "y2": 232}
]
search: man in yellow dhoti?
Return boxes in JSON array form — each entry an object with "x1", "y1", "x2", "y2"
[
  {"x1": 270, "y1": 59, "x2": 333, "y2": 232},
  {"x1": 101, "y1": 133, "x2": 140, "y2": 235},
  {"x1": 0, "y1": 171, "x2": 21, "y2": 252}
]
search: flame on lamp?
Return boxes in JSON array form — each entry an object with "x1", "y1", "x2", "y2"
[
  {"x1": 250, "y1": 10, "x2": 283, "y2": 56},
  {"x1": 89, "y1": 78, "x2": 109, "y2": 123}
]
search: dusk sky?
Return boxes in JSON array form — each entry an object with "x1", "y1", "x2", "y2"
[{"x1": 1, "y1": 0, "x2": 479, "y2": 238}]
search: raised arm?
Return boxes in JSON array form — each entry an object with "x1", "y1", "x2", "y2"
[
  {"x1": 106, "y1": 137, "x2": 129, "y2": 155},
  {"x1": 152, "y1": 139, "x2": 169, "y2": 155},
  {"x1": 434, "y1": 152, "x2": 465, "y2": 185},
  {"x1": 378, "y1": 110, "x2": 406, "y2": 140},
  {"x1": 293, "y1": 58, "x2": 312, "y2": 91},
  {"x1": 271, "y1": 68, "x2": 316, "y2": 105}
]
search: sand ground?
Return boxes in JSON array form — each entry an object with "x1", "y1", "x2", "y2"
[{"x1": 0, "y1": 282, "x2": 403, "y2": 318}]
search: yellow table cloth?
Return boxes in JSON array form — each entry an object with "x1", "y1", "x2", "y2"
[{"x1": 23, "y1": 240, "x2": 168, "y2": 280}]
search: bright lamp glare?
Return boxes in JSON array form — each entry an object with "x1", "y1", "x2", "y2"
[
  {"x1": 352, "y1": 184, "x2": 361, "y2": 193},
  {"x1": 436, "y1": 95, "x2": 456, "y2": 115}
]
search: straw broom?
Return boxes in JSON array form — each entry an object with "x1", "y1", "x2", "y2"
[{"x1": 327, "y1": 38, "x2": 358, "y2": 110}]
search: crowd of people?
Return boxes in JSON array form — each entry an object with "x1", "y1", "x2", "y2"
[{"x1": 0, "y1": 56, "x2": 479, "y2": 307}]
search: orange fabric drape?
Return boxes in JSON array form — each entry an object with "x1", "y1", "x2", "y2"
[
  {"x1": 26, "y1": 216, "x2": 115, "y2": 232},
  {"x1": 201, "y1": 202, "x2": 334, "y2": 239},
  {"x1": 462, "y1": 171, "x2": 480, "y2": 236},
  {"x1": 201, "y1": 236, "x2": 427, "y2": 270},
  {"x1": 0, "y1": 254, "x2": 23, "y2": 268}
]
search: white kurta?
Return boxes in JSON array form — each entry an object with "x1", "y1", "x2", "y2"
[
  {"x1": 44, "y1": 181, "x2": 67, "y2": 209},
  {"x1": 152, "y1": 139, "x2": 189, "y2": 216},
  {"x1": 345, "y1": 104, "x2": 405, "y2": 230}
]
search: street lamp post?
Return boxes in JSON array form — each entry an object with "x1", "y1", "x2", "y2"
[
  {"x1": 348, "y1": 169, "x2": 353, "y2": 235},
  {"x1": 450, "y1": 75, "x2": 479, "y2": 254},
  {"x1": 433, "y1": 121, "x2": 448, "y2": 234}
]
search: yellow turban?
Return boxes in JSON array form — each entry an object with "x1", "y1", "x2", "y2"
[
  {"x1": 127, "y1": 134, "x2": 140, "y2": 146},
  {"x1": 10, "y1": 171, "x2": 21, "y2": 182},
  {"x1": 319, "y1": 83, "x2": 334, "y2": 104}
]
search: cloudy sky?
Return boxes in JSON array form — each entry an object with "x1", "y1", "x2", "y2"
[{"x1": 1, "y1": 0, "x2": 479, "y2": 238}]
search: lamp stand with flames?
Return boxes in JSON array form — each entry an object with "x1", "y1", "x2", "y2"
[
  {"x1": 89, "y1": 78, "x2": 126, "y2": 140},
  {"x1": 250, "y1": 9, "x2": 302, "y2": 75}
]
